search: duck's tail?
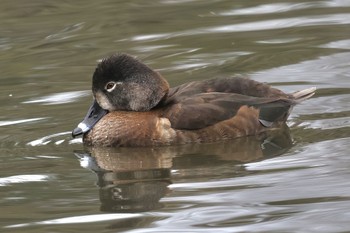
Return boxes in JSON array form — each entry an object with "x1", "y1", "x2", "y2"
[
  {"x1": 259, "y1": 87, "x2": 316, "y2": 127},
  {"x1": 291, "y1": 87, "x2": 317, "y2": 103}
]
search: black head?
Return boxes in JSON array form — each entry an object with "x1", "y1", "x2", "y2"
[{"x1": 92, "y1": 53, "x2": 169, "y2": 111}]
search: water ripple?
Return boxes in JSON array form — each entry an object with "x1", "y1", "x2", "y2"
[
  {"x1": 319, "y1": 39, "x2": 350, "y2": 49},
  {"x1": 219, "y1": 2, "x2": 317, "y2": 16},
  {"x1": 27, "y1": 131, "x2": 73, "y2": 146},
  {"x1": 219, "y1": 1, "x2": 350, "y2": 16},
  {"x1": 0, "y1": 118, "x2": 45, "y2": 127},
  {"x1": 6, "y1": 213, "x2": 143, "y2": 228},
  {"x1": 207, "y1": 14, "x2": 350, "y2": 33},
  {"x1": 22, "y1": 90, "x2": 89, "y2": 105},
  {"x1": 131, "y1": 13, "x2": 350, "y2": 42},
  {"x1": 45, "y1": 22, "x2": 85, "y2": 41},
  {"x1": 0, "y1": 174, "x2": 49, "y2": 187}
]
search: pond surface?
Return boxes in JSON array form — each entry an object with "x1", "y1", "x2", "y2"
[{"x1": 1, "y1": 0, "x2": 350, "y2": 232}]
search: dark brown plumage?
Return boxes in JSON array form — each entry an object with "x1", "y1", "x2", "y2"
[{"x1": 72, "y1": 53, "x2": 316, "y2": 147}]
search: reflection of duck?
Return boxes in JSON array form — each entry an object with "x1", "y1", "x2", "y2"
[
  {"x1": 76, "y1": 149, "x2": 172, "y2": 213},
  {"x1": 75, "y1": 126, "x2": 292, "y2": 213},
  {"x1": 72, "y1": 53, "x2": 315, "y2": 147}
]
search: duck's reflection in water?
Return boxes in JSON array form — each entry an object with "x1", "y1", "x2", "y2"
[{"x1": 75, "y1": 125, "x2": 293, "y2": 213}]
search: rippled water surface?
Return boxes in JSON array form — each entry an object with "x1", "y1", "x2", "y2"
[{"x1": 1, "y1": 0, "x2": 350, "y2": 232}]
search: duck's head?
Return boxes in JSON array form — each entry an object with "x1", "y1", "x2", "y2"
[
  {"x1": 93, "y1": 53, "x2": 169, "y2": 112},
  {"x1": 72, "y1": 53, "x2": 169, "y2": 137}
]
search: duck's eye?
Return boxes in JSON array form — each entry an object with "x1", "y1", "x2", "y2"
[{"x1": 105, "y1": 82, "x2": 116, "y2": 92}]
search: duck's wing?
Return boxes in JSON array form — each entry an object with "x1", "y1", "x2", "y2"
[
  {"x1": 165, "y1": 76, "x2": 289, "y2": 102},
  {"x1": 161, "y1": 92, "x2": 296, "y2": 130}
]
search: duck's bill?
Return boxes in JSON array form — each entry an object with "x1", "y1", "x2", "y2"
[{"x1": 72, "y1": 99, "x2": 108, "y2": 138}]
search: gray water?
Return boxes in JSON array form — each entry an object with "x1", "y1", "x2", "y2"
[{"x1": 1, "y1": 1, "x2": 350, "y2": 232}]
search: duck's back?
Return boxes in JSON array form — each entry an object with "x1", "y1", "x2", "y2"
[{"x1": 160, "y1": 76, "x2": 297, "y2": 130}]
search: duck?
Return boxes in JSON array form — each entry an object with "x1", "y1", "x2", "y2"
[{"x1": 72, "y1": 53, "x2": 316, "y2": 147}]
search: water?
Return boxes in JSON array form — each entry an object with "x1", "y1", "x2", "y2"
[{"x1": 1, "y1": 0, "x2": 350, "y2": 232}]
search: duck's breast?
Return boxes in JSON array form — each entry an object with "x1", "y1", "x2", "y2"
[{"x1": 83, "y1": 111, "x2": 177, "y2": 147}]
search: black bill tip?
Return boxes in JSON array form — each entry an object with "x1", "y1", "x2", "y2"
[{"x1": 72, "y1": 125, "x2": 85, "y2": 138}]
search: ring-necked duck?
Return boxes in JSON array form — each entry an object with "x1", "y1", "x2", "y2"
[{"x1": 72, "y1": 53, "x2": 316, "y2": 147}]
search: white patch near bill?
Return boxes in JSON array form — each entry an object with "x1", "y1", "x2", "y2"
[{"x1": 77, "y1": 122, "x2": 90, "y2": 132}]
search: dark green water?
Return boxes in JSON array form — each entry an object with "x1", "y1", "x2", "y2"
[{"x1": 1, "y1": 1, "x2": 350, "y2": 232}]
